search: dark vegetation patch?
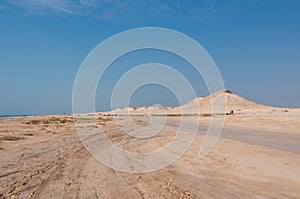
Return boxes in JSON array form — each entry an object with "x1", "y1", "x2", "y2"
[
  {"x1": 98, "y1": 117, "x2": 114, "y2": 122},
  {"x1": 0, "y1": 136, "x2": 23, "y2": 141},
  {"x1": 23, "y1": 133, "x2": 34, "y2": 136},
  {"x1": 223, "y1": 90, "x2": 233, "y2": 94},
  {"x1": 24, "y1": 117, "x2": 73, "y2": 125},
  {"x1": 60, "y1": 119, "x2": 67, "y2": 123},
  {"x1": 166, "y1": 114, "x2": 182, "y2": 117}
]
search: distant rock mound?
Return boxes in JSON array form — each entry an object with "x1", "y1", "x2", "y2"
[
  {"x1": 168, "y1": 90, "x2": 267, "y2": 115},
  {"x1": 106, "y1": 90, "x2": 276, "y2": 115},
  {"x1": 194, "y1": 90, "x2": 271, "y2": 114}
]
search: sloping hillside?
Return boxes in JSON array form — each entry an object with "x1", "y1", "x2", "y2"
[{"x1": 107, "y1": 90, "x2": 279, "y2": 115}]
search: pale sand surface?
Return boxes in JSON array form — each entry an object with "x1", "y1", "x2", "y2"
[{"x1": 0, "y1": 111, "x2": 300, "y2": 198}]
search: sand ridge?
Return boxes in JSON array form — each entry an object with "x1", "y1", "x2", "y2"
[{"x1": 109, "y1": 90, "x2": 299, "y2": 116}]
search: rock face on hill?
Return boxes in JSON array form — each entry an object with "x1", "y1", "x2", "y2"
[{"x1": 108, "y1": 90, "x2": 277, "y2": 116}]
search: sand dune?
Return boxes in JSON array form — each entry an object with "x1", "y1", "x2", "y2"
[{"x1": 109, "y1": 90, "x2": 290, "y2": 116}]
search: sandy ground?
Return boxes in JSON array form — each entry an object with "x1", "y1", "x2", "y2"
[{"x1": 0, "y1": 112, "x2": 300, "y2": 199}]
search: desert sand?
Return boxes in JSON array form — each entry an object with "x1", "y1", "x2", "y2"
[{"x1": 1, "y1": 91, "x2": 300, "y2": 198}]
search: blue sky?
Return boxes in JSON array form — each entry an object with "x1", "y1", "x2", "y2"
[{"x1": 0, "y1": 0, "x2": 300, "y2": 115}]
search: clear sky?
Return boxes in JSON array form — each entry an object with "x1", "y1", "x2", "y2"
[{"x1": 0, "y1": 0, "x2": 299, "y2": 115}]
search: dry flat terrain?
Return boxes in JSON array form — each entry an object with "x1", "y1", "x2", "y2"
[{"x1": 1, "y1": 91, "x2": 300, "y2": 198}]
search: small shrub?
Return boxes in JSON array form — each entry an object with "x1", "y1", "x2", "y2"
[
  {"x1": 23, "y1": 133, "x2": 34, "y2": 136},
  {"x1": 0, "y1": 136, "x2": 23, "y2": 141},
  {"x1": 99, "y1": 117, "x2": 113, "y2": 122},
  {"x1": 166, "y1": 114, "x2": 182, "y2": 117},
  {"x1": 30, "y1": 120, "x2": 40, "y2": 124},
  {"x1": 60, "y1": 119, "x2": 67, "y2": 123},
  {"x1": 49, "y1": 117, "x2": 60, "y2": 122},
  {"x1": 223, "y1": 90, "x2": 233, "y2": 94}
]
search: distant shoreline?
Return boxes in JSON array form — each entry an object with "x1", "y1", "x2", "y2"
[
  {"x1": 0, "y1": 115, "x2": 28, "y2": 121},
  {"x1": 0, "y1": 115, "x2": 29, "y2": 118}
]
